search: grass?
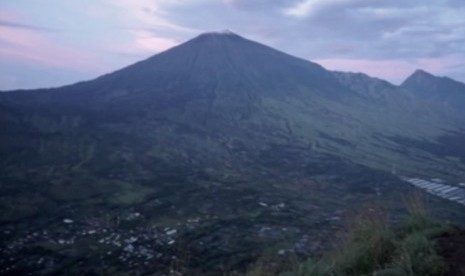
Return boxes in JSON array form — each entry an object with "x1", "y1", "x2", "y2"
[{"x1": 248, "y1": 193, "x2": 449, "y2": 276}]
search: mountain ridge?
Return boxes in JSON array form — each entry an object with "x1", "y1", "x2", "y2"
[{"x1": 3, "y1": 32, "x2": 465, "y2": 103}]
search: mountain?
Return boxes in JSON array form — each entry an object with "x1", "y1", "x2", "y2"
[
  {"x1": 401, "y1": 69, "x2": 465, "y2": 113},
  {"x1": 333, "y1": 70, "x2": 464, "y2": 123},
  {"x1": 335, "y1": 69, "x2": 465, "y2": 169},
  {"x1": 1, "y1": 32, "x2": 346, "y2": 108},
  {"x1": 1, "y1": 32, "x2": 465, "y2": 275}
]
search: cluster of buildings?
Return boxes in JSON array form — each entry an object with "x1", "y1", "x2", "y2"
[{"x1": 0, "y1": 212, "x2": 194, "y2": 274}]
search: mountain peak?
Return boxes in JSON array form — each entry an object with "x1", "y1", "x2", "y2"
[
  {"x1": 401, "y1": 69, "x2": 437, "y2": 88},
  {"x1": 195, "y1": 30, "x2": 241, "y2": 40},
  {"x1": 411, "y1": 69, "x2": 434, "y2": 78},
  {"x1": 184, "y1": 30, "x2": 248, "y2": 47},
  {"x1": 200, "y1": 29, "x2": 237, "y2": 36},
  {"x1": 401, "y1": 68, "x2": 465, "y2": 110}
]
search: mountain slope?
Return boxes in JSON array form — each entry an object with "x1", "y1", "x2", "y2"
[{"x1": 333, "y1": 70, "x2": 465, "y2": 172}]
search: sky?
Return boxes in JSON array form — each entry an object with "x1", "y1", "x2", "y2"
[{"x1": 1, "y1": 0, "x2": 465, "y2": 90}]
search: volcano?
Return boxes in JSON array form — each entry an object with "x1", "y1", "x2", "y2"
[{"x1": 1, "y1": 32, "x2": 464, "y2": 275}]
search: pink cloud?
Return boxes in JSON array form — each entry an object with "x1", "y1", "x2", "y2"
[
  {"x1": 0, "y1": 8, "x2": 107, "y2": 73},
  {"x1": 314, "y1": 56, "x2": 462, "y2": 83},
  {"x1": 0, "y1": 25, "x2": 103, "y2": 72},
  {"x1": 131, "y1": 30, "x2": 178, "y2": 53},
  {"x1": 105, "y1": 0, "x2": 200, "y2": 33},
  {"x1": 0, "y1": 5, "x2": 188, "y2": 77},
  {"x1": 106, "y1": 30, "x2": 179, "y2": 59},
  {"x1": 0, "y1": 9, "x2": 18, "y2": 21}
]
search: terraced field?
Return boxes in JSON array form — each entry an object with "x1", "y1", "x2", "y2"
[{"x1": 404, "y1": 177, "x2": 465, "y2": 206}]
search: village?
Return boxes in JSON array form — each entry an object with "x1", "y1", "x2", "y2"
[
  {"x1": 0, "y1": 210, "x2": 201, "y2": 275},
  {"x1": 0, "y1": 199, "x2": 341, "y2": 275}
]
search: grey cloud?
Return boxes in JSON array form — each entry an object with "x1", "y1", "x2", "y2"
[
  {"x1": 0, "y1": 19, "x2": 56, "y2": 32},
  {"x1": 276, "y1": 1, "x2": 465, "y2": 59},
  {"x1": 445, "y1": 63, "x2": 465, "y2": 83},
  {"x1": 446, "y1": 0, "x2": 465, "y2": 8},
  {"x1": 113, "y1": 0, "x2": 465, "y2": 83},
  {"x1": 223, "y1": 0, "x2": 299, "y2": 11}
]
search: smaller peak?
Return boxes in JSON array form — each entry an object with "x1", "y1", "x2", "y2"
[
  {"x1": 402, "y1": 69, "x2": 436, "y2": 84},
  {"x1": 411, "y1": 69, "x2": 434, "y2": 77},
  {"x1": 401, "y1": 69, "x2": 438, "y2": 87}
]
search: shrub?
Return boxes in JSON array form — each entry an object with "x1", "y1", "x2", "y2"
[{"x1": 279, "y1": 193, "x2": 448, "y2": 276}]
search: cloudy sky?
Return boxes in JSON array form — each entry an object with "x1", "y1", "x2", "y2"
[{"x1": 1, "y1": 0, "x2": 465, "y2": 90}]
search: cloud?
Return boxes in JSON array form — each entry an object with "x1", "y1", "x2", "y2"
[
  {"x1": 96, "y1": 0, "x2": 202, "y2": 56},
  {"x1": 106, "y1": 0, "x2": 201, "y2": 33},
  {"x1": 0, "y1": 19, "x2": 56, "y2": 32},
  {"x1": 194, "y1": 0, "x2": 465, "y2": 83},
  {"x1": 223, "y1": 0, "x2": 297, "y2": 11},
  {"x1": 284, "y1": 0, "x2": 369, "y2": 18},
  {"x1": 0, "y1": 26, "x2": 101, "y2": 71},
  {"x1": 111, "y1": 30, "x2": 178, "y2": 55},
  {"x1": 0, "y1": 8, "x2": 96, "y2": 70},
  {"x1": 279, "y1": 1, "x2": 465, "y2": 83}
]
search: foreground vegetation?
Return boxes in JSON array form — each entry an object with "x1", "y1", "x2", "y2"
[{"x1": 247, "y1": 194, "x2": 450, "y2": 276}]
